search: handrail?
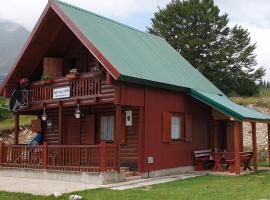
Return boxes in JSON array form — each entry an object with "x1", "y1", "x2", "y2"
[
  {"x1": 28, "y1": 72, "x2": 101, "y2": 103},
  {"x1": 0, "y1": 143, "x2": 117, "y2": 172}
]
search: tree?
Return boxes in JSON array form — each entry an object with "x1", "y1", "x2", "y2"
[{"x1": 147, "y1": 0, "x2": 265, "y2": 96}]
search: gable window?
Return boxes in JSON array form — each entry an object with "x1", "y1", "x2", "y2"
[
  {"x1": 171, "y1": 115, "x2": 181, "y2": 140},
  {"x1": 100, "y1": 115, "x2": 114, "y2": 141}
]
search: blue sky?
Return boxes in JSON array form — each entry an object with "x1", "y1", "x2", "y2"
[{"x1": 1, "y1": 0, "x2": 270, "y2": 80}]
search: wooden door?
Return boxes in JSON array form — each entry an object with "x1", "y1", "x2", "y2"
[{"x1": 63, "y1": 116, "x2": 80, "y2": 145}]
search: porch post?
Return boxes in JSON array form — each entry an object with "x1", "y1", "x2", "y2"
[
  {"x1": 58, "y1": 102, "x2": 63, "y2": 144},
  {"x1": 138, "y1": 106, "x2": 145, "y2": 172},
  {"x1": 251, "y1": 122, "x2": 258, "y2": 171},
  {"x1": 42, "y1": 142, "x2": 48, "y2": 169},
  {"x1": 115, "y1": 105, "x2": 121, "y2": 172},
  {"x1": 268, "y1": 124, "x2": 270, "y2": 168},
  {"x1": 233, "y1": 121, "x2": 241, "y2": 175},
  {"x1": 14, "y1": 114, "x2": 19, "y2": 145}
]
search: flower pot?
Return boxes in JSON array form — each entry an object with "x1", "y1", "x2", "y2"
[
  {"x1": 41, "y1": 80, "x2": 52, "y2": 85},
  {"x1": 66, "y1": 73, "x2": 78, "y2": 80}
]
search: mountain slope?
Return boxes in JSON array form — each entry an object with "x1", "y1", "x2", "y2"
[{"x1": 0, "y1": 20, "x2": 29, "y2": 83}]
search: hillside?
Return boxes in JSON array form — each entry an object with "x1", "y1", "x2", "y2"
[{"x1": 0, "y1": 20, "x2": 29, "y2": 84}]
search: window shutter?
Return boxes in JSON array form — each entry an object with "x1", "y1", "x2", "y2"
[
  {"x1": 185, "y1": 114, "x2": 192, "y2": 142},
  {"x1": 162, "y1": 112, "x2": 172, "y2": 143},
  {"x1": 86, "y1": 115, "x2": 95, "y2": 144},
  {"x1": 121, "y1": 111, "x2": 127, "y2": 145}
]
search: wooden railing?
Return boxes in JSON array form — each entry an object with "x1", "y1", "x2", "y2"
[
  {"x1": 0, "y1": 142, "x2": 117, "y2": 172},
  {"x1": 28, "y1": 73, "x2": 101, "y2": 103}
]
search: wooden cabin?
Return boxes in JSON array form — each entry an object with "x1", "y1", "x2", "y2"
[{"x1": 1, "y1": 0, "x2": 270, "y2": 183}]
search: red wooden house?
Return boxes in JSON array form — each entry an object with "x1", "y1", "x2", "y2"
[{"x1": 0, "y1": 0, "x2": 270, "y2": 184}]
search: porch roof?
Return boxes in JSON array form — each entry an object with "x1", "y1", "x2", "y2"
[{"x1": 190, "y1": 89, "x2": 270, "y2": 122}]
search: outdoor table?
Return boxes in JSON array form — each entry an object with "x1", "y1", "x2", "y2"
[{"x1": 211, "y1": 152, "x2": 224, "y2": 172}]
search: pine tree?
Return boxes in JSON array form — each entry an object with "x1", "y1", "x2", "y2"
[{"x1": 147, "y1": 0, "x2": 265, "y2": 96}]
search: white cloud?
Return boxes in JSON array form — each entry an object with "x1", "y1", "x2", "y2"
[
  {"x1": 216, "y1": 0, "x2": 270, "y2": 28},
  {"x1": 0, "y1": 0, "x2": 170, "y2": 30}
]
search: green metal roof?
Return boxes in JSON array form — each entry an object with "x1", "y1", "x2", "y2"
[
  {"x1": 55, "y1": 0, "x2": 221, "y2": 94},
  {"x1": 54, "y1": 0, "x2": 270, "y2": 122},
  {"x1": 190, "y1": 89, "x2": 270, "y2": 122}
]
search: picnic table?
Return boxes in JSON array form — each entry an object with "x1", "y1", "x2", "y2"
[{"x1": 211, "y1": 151, "x2": 253, "y2": 172}]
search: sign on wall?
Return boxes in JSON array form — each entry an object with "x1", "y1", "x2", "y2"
[
  {"x1": 53, "y1": 86, "x2": 70, "y2": 99},
  {"x1": 125, "y1": 110, "x2": 132, "y2": 126}
]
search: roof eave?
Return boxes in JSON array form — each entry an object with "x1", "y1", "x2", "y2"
[{"x1": 118, "y1": 75, "x2": 188, "y2": 92}]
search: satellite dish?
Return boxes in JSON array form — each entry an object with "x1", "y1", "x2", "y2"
[{"x1": 10, "y1": 88, "x2": 24, "y2": 112}]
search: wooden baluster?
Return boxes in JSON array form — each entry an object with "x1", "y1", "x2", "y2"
[
  {"x1": 0, "y1": 143, "x2": 4, "y2": 165},
  {"x1": 100, "y1": 141, "x2": 106, "y2": 172},
  {"x1": 43, "y1": 142, "x2": 48, "y2": 169}
]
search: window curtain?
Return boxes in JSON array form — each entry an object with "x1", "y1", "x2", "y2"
[
  {"x1": 171, "y1": 116, "x2": 181, "y2": 139},
  {"x1": 100, "y1": 115, "x2": 114, "y2": 141}
]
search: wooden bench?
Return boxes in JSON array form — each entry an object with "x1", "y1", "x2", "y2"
[
  {"x1": 223, "y1": 152, "x2": 253, "y2": 172},
  {"x1": 193, "y1": 149, "x2": 212, "y2": 170}
]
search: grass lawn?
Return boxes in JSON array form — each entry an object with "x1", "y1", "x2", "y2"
[
  {"x1": 0, "y1": 115, "x2": 36, "y2": 129},
  {"x1": 1, "y1": 170, "x2": 270, "y2": 200}
]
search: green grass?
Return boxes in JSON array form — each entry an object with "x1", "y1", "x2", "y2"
[
  {"x1": 259, "y1": 161, "x2": 269, "y2": 167},
  {"x1": 0, "y1": 115, "x2": 36, "y2": 129},
  {"x1": 1, "y1": 171, "x2": 270, "y2": 200}
]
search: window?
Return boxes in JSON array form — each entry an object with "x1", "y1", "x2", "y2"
[
  {"x1": 100, "y1": 115, "x2": 114, "y2": 141},
  {"x1": 171, "y1": 115, "x2": 181, "y2": 140},
  {"x1": 162, "y1": 112, "x2": 192, "y2": 143}
]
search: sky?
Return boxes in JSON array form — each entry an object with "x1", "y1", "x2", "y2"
[{"x1": 0, "y1": 0, "x2": 270, "y2": 80}]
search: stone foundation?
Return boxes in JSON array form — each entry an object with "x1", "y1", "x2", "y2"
[{"x1": 0, "y1": 168, "x2": 125, "y2": 185}]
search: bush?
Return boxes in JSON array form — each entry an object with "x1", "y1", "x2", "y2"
[{"x1": 0, "y1": 98, "x2": 11, "y2": 121}]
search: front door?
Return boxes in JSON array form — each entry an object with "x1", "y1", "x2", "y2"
[{"x1": 63, "y1": 116, "x2": 80, "y2": 145}]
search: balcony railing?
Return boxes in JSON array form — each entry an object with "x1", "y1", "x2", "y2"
[
  {"x1": 0, "y1": 142, "x2": 117, "y2": 172},
  {"x1": 28, "y1": 73, "x2": 101, "y2": 104}
]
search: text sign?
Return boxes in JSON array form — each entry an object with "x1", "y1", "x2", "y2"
[{"x1": 53, "y1": 86, "x2": 70, "y2": 99}]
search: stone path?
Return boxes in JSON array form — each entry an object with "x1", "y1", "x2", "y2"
[{"x1": 107, "y1": 173, "x2": 201, "y2": 190}]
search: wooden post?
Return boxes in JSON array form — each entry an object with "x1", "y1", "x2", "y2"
[
  {"x1": 234, "y1": 121, "x2": 241, "y2": 175},
  {"x1": 99, "y1": 141, "x2": 106, "y2": 172},
  {"x1": 58, "y1": 102, "x2": 63, "y2": 144},
  {"x1": 0, "y1": 143, "x2": 4, "y2": 165},
  {"x1": 43, "y1": 142, "x2": 48, "y2": 169},
  {"x1": 115, "y1": 105, "x2": 121, "y2": 172},
  {"x1": 138, "y1": 107, "x2": 145, "y2": 172},
  {"x1": 251, "y1": 122, "x2": 258, "y2": 171},
  {"x1": 14, "y1": 114, "x2": 19, "y2": 145},
  {"x1": 268, "y1": 124, "x2": 270, "y2": 168}
]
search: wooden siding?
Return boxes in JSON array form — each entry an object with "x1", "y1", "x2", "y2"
[
  {"x1": 120, "y1": 108, "x2": 139, "y2": 167},
  {"x1": 43, "y1": 109, "x2": 61, "y2": 145},
  {"x1": 145, "y1": 89, "x2": 211, "y2": 171}
]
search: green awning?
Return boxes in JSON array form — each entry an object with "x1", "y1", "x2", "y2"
[{"x1": 190, "y1": 89, "x2": 270, "y2": 122}]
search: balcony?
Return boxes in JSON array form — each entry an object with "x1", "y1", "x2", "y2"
[{"x1": 18, "y1": 72, "x2": 115, "y2": 109}]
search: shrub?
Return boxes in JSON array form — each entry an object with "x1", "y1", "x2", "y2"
[{"x1": 0, "y1": 98, "x2": 11, "y2": 121}]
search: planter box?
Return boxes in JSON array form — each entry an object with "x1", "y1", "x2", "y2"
[{"x1": 66, "y1": 73, "x2": 79, "y2": 80}]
